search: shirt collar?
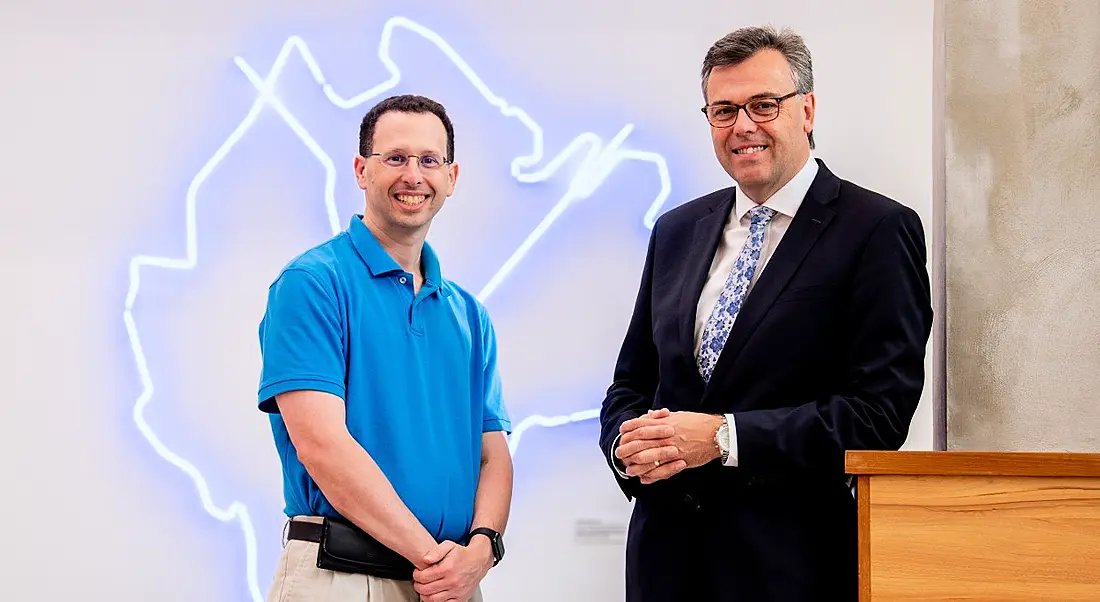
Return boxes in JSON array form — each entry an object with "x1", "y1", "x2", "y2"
[
  {"x1": 734, "y1": 154, "x2": 819, "y2": 222},
  {"x1": 347, "y1": 215, "x2": 450, "y2": 296}
]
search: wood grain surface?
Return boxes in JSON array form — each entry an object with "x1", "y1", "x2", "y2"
[
  {"x1": 862, "y1": 474, "x2": 1100, "y2": 601},
  {"x1": 847, "y1": 451, "x2": 1100, "y2": 478}
]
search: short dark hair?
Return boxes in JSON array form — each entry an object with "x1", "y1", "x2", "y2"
[
  {"x1": 358, "y1": 94, "x2": 455, "y2": 161},
  {"x1": 701, "y1": 25, "x2": 816, "y2": 149}
]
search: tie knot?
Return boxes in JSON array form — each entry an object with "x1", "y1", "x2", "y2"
[{"x1": 748, "y1": 205, "x2": 777, "y2": 224}]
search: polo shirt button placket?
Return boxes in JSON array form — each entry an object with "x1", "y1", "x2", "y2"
[{"x1": 400, "y1": 274, "x2": 425, "y2": 334}]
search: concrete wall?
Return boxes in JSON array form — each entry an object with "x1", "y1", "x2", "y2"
[{"x1": 945, "y1": 0, "x2": 1100, "y2": 451}]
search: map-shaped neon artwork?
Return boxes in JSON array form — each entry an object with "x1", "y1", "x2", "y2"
[{"x1": 123, "y1": 15, "x2": 671, "y2": 602}]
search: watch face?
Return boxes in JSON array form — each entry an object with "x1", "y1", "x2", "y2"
[{"x1": 473, "y1": 528, "x2": 504, "y2": 563}]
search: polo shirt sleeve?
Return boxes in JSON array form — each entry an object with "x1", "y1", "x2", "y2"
[
  {"x1": 479, "y1": 310, "x2": 511, "y2": 434},
  {"x1": 257, "y1": 267, "x2": 346, "y2": 413}
]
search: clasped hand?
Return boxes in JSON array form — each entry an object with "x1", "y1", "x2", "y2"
[
  {"x1": 615, "y1": 408, "x2": 723, "y2": 484},
  {"x1": 412, "y1": 538, "x2": 492, "y2": 602}
]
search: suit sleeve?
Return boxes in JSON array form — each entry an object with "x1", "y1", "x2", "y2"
[
  {"x1": 599, "y1": 223, "x2": 662, "y2": 499},
  {"x1": 734, "y1": 208, "x2": 933, "y2": 475}
]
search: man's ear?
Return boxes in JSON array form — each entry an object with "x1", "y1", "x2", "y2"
[
  {"x1": 353, "y1": 155, "x2": 369, "y2": 190},
  {"x1": 445, "y1": 161, "x2": 460, "y2": 197},
  {"x1": 801, "y1": 92, "x2": 816, "y2": 135}
]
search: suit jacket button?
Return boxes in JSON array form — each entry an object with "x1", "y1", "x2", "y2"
[{"x1": 683, "y1": 494, "x2": 700, "y2": 511}]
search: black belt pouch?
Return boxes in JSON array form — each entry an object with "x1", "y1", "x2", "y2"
[{"x1": 316, "y1": 517, "x2": 415, "y2": 581}]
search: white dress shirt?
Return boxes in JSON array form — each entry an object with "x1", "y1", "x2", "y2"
[
  {"x1": 611, "y1": 155, "x2": 818, "y2": 478},
  {"x1": 695, "y1": 155, "x2": 818, "y2": 467}
]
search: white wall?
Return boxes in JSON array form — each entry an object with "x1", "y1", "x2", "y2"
[{"x1": 0, "y1": 1, "x2": 934, "y2": 600}]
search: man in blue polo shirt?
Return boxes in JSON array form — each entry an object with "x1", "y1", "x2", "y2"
[{"x1": 257, "y1": 94, "x2": 512, "y2": 602}]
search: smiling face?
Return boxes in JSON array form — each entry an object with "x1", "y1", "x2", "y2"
[
  {"x1": 705, "y1": 49, "x2": 815, "y2": 203},
  {"x1": 353, "y1": 110, "x2": 458, "y2": 239}
]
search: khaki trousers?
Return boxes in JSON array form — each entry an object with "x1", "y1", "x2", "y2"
[{"x1": 266, "y1": 518, "x2": 484, "y2": 602}]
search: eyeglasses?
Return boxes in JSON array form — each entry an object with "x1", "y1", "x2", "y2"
[
  {"x1": 365, "y1": 151, "x2": 451, "y2": 170},
  {"x1": 701, "y1": 92, "x2": 800, "y2": 128}
]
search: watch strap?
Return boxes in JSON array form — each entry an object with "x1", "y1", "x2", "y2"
[
  {"x1": 717, "y1": 417, "x2": 730, "y2": 464},
  {"x1": 468, "y1": 527, "x2": 503, "y2": 566}
]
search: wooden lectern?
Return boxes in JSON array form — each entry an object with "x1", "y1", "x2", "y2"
[{"x1": 845, "y1": 451, "x2": 1100, "y2": 601}]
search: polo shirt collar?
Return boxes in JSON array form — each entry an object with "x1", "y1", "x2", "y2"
[
  {"x1": 347, "y1": 216, "x2": 451, "y2": 297},
  {"x1": 419, "y1": 239, "x2": 447, "y2": 296}
]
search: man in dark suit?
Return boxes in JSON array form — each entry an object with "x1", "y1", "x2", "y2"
[{"x1": 598, "y1": 25, "x2": 933, "y2": 601}]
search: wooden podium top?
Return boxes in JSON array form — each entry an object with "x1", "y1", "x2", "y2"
[
  {"x1": 845, "y1": 450, "x2": 1100, "y2": 477},
  {"x1": 850, "y1": 450, "x2": 1100, "y2": 601}
]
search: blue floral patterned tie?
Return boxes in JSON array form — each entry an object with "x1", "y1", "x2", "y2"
[{"x1": 697, "y1": 205, "x2": 777, "y2": 383}]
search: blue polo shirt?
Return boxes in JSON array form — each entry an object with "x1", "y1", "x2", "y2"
[{"x1": 257, "y1": 215, "x2": 511, "y2": 543}]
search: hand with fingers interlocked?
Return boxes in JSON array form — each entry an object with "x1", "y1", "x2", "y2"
[
  {"x1": 412, "y1": 538, "x2": 492, "y2": 602},
  {"x1": 615, "y1": 408, "x2": 725, "y2": 485}
]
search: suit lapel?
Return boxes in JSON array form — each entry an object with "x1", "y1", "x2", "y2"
[
  {"x1": 701, "y1": 162, "x2": 841, "y2": 401},
  {"x1": 677, "y1": 189, "x2": 735, "y2": 372}
]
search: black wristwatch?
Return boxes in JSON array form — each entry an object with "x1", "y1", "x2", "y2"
[{"x1": 467, "y1": 527, "x2": 505, "y2": 567}]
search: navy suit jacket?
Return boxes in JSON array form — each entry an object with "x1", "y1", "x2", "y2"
[{"x1": 599, "y1": 159, "x2": 933, "y2": 601}]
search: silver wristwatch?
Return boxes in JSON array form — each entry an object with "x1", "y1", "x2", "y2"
[{"x1": 715, "y1": 416, "x2": 730, "y2": 464}]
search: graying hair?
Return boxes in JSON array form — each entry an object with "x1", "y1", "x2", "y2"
[{"x1": 701, "y1": 25, "x2": 816, "y2": 148}]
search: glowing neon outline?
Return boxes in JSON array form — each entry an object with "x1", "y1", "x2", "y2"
[{"x1": 124, "y1": 16, "x2": 671, "y2": 602}]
